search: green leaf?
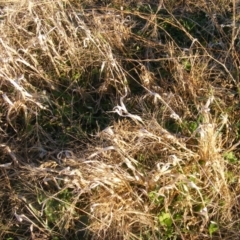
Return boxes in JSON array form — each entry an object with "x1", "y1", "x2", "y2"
[
  {"x1": 209, "y1": 221, "x2": 218, "y2": 237},
  {"x1": 223, "y1": 151, "x2": 238, "y2": 163},
  {"x1": 158, "y1": 212, "x2": 172, "y2": 228}
]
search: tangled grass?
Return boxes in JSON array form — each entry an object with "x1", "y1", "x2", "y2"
[{"x1": 0, "y1": 0, "x2": 240, "y2": 239}]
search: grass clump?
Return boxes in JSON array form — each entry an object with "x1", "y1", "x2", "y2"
[{"x1": 0, "y1": 0, "x2": 240, "y2": 239}]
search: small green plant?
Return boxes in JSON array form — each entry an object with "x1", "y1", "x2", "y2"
[
  {"x1": 224, "y1": 151, "x2": 238, "y2": 163},
  {"x1": 182, "y1": 59, "x2": 192, "y2": 71},
  {"x1": 137, "y1": 153, "x2": 146, "y2": 162},
  {"x1": 158, "y1": 211, "x2": 175, "y2": 239},
  {"x1": 181, "y1": 19, "x2": 196, "y2": 32},
  {"x1": 40, "y1": 189, "x2": 73, "y2": 228},
  {"x1": 208, "y1": 221, "x2": 218, "y2": 238},
  {"x1": 159, "y1": 212, "x2": 172, "y2": 228},
  {"x1": 180, "y1": 120, "x2": 199, "y2": 134},
  {"x1": 52, "y1": 237, "x2": 60, "y2": 240},
  {"x1": 148, "y1": 191, "x2": 164, "y2": 205}
]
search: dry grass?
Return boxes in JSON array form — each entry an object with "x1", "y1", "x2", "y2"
[{"x1": 0, "y1": 0, "x2": 240, "y2": 239}]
